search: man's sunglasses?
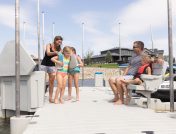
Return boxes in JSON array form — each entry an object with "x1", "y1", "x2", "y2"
[{"x1": 133, "y1": 46, "x2": 138, "y2": 49}]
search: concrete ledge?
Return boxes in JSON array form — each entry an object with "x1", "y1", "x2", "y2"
[
  {"x1": 150, "y1": 98, "x2": 176, "y2": 111},
  {"x1": 136, "y1": 98, "x2": 148, "y2": 108},
  {"x1": 135, "y1": 97, "x2": 176, "y2": 111},
  {"x1": 11, "y1": 116, "x2": 31, "y2": 134}
]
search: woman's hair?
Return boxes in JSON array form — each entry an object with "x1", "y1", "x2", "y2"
[
  {"x1": 54, "y1": 36, "x2": 63, "y2": 43},
  {"x1": 54, "y1": 36, "x2": 63, "y2": 51},
  {"x1": 134, "y1": 41, "x2": 144, "y2": 50},
  {"x1": 141, "y1": 54, "x2": 151, "y2": 64},
  {"x1": 70, "y1": 47, "x2": 76, "y2": 54},
  {"x1": 63, "y1": 46, "x2": 71, "y2": 54}
]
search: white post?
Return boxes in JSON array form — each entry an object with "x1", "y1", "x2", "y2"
[
  {"x1": 11, "y1": 1, "x2": 31, "y2": 134},
  {"x1": 118, "y1": 22, "x2": 121, "y2": 61},
  {"x1": 37, "y1": 0, "x2": 41, "y2": 70},
  {"x1": 82, "y1": 22, "x2": 84, "y2": 86},
  {"x1": 11, "y1": 116, "x2": 30, "y2": 134},
  {"x1": 52, "y1": 22, "x2": 55, "y2": 40},
  {"x1": 167, "y1": 0, "x2": 174, "y2": 112},
  {"x1": 150, "y1": 25, "x2": 154, "y2": 52},
  {"x1": 23, "y1": 21, "x2": 26, "y2": 42},
  {"x1": 15, "y1": 0, "x2": 20, "y2": 118},
  {"x1": 42, "y1": 11, "x2": 45, "y2": 57}
]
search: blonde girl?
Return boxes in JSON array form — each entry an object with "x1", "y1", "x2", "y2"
[{"x1": 51, "y1": 46, "x2": 71, "y2": 104}]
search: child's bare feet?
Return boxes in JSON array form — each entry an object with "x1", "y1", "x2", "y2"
[
  {"x1": 54, "y1": 99, "x2": 59, "y2": 104},
  {"x1": 109, "y1": 97, "x2": 118, "y2": 102},
  {"x1": 59, "y1": 99, "x2": 64, "y2": 104},
  {"x1": 49, "y1": 98, "x2": 54, "y2": 103},
  {"x1": 124, "y1": 96, "x2": 131, "y2": 105},
  {"x1": 76, "y1": 96, "x2": 79, "y2": 101},
  {"x1": 66, "y1": 96, "x2": 72, "y2": 101},
  {"x1": 114, "y1": 100, "x2": 123, "y2": 105}
]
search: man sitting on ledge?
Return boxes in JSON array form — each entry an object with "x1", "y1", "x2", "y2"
[{"x1": 108, "y1": 41, "x2": 144, "y2": 105}]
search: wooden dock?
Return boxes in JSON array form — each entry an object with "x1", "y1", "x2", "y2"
[{"x1": 23, "y1": 87, "x2": 176, "y2": 134}]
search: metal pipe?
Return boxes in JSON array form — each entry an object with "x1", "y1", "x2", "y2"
[
  {"x1": 52, "y1": 22, "x2": 55, "y2": 40},
  {"x1": 15, "y1": 0, "x2": 20, "y2": 117},
  {"x1": 150, "y1": 25, "x2": 154, "y2": 52},
  {"x1": 167, "y1": 0, "x2": 174, "y2": 112},
  {"x1": 118, "y1": 22, "x2": 121, "y2": 61},
  {"x1": 23, "y1": 21, "x2": 26, "y2": 42},
  {"x1": 82, "y1": 22, "x2": 85, "y2": 87},
  {"x1": 42, "y1": 11, "x2": 45, "y2": 57},
  {"x1": 37, "y1": 0, "x2": 41, "y2": 70}
]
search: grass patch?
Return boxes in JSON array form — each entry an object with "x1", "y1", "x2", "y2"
[{"x1": 85, "y1": 63, "x2": 118, "y2": 68}]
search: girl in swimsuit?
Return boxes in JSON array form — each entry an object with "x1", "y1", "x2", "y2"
[
  {"x1": 68, "y1": 47, "x2": 84, "y2": 101},
  {"x1": 51, "y1": 46, "x2": 71, "y2": 104}
]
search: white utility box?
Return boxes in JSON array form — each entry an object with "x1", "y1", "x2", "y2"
[{"x1": 0, "y1": 41, "x2": 45, "y2": 112}]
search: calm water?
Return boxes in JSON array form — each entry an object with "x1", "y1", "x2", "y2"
[
  {"x1": 0, "y1": 79, "x2": 95, "y2": 134},
  {"x1": 0, "y1": 118, "x2": 10, "y2": 134}
]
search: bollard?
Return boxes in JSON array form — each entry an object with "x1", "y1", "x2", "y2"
[
  {"x1": 95, "y1": 72, "x2": 104, "y2": 87},
  {"x1": 10, "y1": 116, "x2": 31, "y2": 134}
]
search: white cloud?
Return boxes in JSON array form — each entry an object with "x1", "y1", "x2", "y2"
[
  {"x1": 0, "y1": 4, "x2": 39, "y2": 56},
  {"x1": 71, "y1": 1, "x2": 174, "y2": 56},
  {"x1": 72, "y1": 11, "x2": 117, "y2": 54},
  {"x1": 89, "y1": 36, "x2": 115, "y2": 54},
  {"x1": 0, "y1": 2, "x2": 58, "y2": 57},
  {"x1": 112, "y1": 0, "x2": 167, "y2": 36},
  {"x1": 153, "y1": 37, "x2": 176, "y2": 59},
  {"x1": 0, "y1": 5, "x2": 15, "y2": 29},
  {"x1": 1, "y1": 0, "x2": 176, "y2": 59},
  {"x1": 72, "y1": 12, "x2": 102, "y2": 35},
  {"x1": 22, "y1": 38, "x2": 47, "y2": 58},
  {"x1": 0, "y1": 4, "x2": 34, "y2": 32},
  {"x1": 30, "y1": 0, "x2": 61, "y2": 7},
  {"x1": 152, "y1": 38, "x2": 168, "y2": 54},
  {"x1": 110, "y1": 0, "x2": 176, "y2": 58}
]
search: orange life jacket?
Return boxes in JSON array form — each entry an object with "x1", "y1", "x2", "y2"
[
  {"x1": 138, "y1": 64, "x2": 149, "y2": 74},
  {"x1": 135, "y1": 64, "x2": 150, "y2": 78}
]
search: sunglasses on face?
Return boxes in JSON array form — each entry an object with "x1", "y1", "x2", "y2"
[{"x1": 133, "y1": 46, "x2": 138, "y2": 49}]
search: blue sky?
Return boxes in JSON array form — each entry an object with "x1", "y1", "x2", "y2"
[{"x1": 0, "y1": 0, "x2": 176, "y2": 58}]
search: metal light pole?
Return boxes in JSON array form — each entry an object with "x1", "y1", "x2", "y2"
[
  {"x1": 52, "y1": 22, "x2": 55, "y2": 40},
  {"x1": 42, "y1": 11, "x2": 45, "y2": 57},
  {"x1": 167, "y1": 0, "x2": 174, "y2": 112},
  {"x1": 82, "y1": 22, "x2": 85, "y2": 87},
  {"x1": 15, "y1": 0, "x2": 20, "y2": 117},
  {"x1": 118, "y1": 22, "x2": 121, "y2": 61},
  {"x1": 150, "y1": 25, "x2": 154, "y2": 52},
  {"x1": 37, "y1": 0, "x2": 41, "y2": 70},
  {"x1": 23, "y1": 21, "x2": 26, "y2": 42}
]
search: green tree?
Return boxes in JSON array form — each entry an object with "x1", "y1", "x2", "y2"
[
  {"x1": 84, "y1": 50, "x2": 94, "y2": 65},
  {"x1": 105, "y1": 51, "x2": 112, "y2": 63}
]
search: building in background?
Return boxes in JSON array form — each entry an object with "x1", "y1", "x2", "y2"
[
  {"x1": 86, "y1": 47, "x2": 164, "y2": 64},
  {"x1": 145, "y1": 48, "x2": 164, "y2": 58}
]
